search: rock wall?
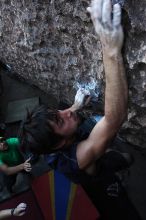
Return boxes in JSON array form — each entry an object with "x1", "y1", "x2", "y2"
[{"x1": 0, "y1": 0, "x2": 145, "y2": 147}]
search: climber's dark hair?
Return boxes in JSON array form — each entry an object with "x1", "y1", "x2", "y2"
[{"x1": 19, "y1": 105, "x2": 63, "y2": 154}]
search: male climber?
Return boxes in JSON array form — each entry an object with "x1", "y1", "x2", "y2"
[{"x1": 19, "y1": 0, "x2": 141, "y2": 219}]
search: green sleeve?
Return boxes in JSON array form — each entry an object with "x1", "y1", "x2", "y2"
[
  {"x1": 0, "y1": 157, "x2": 4, "y2": 165},
  {"x1": 0, "y1": 161, "x2": 4, "y2": 165},
  {"x1": 6, "y1": 138, "x2": 20, "y2": 147}
]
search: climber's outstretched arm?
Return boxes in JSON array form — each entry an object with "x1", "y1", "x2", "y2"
[{"x1": 77, "y1": 0, "x2": 128, "y2": 169}]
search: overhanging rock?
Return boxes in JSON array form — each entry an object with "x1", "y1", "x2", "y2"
[{"x1": 0, "y1": 0, "x2": 145, "y2": 147}]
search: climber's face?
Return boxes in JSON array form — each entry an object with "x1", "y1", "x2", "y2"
[{"x1": 49, "y1": 109, "x2": 80, "y2": 137}]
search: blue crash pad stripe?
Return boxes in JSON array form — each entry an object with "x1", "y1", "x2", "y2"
[{"x1": 54, "y1": 171, "x2": 71, "y2": 220}]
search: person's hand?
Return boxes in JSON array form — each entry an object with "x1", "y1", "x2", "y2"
[
  {"x1": 74, "y1": 88, "x2": 90, "y2": 109},
  {"x1": 23, "y1": 157, "x2": 32, "y2": 172},
  {"x1": 87, "y1": 0, "x2": 124, "y2": 56},
  {"x1": 13, "y1": 203, "x2": 27, "y2": 216}
]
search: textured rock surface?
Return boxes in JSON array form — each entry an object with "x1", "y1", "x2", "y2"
[{"x1": 0, "y1": 0, "x2": 145, "y2": 147}]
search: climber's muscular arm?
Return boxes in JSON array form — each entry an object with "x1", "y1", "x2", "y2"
[{"x1": 76, "y1": 0, "x2": 128, "y2": 170}]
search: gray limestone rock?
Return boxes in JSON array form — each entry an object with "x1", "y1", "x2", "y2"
[{"x1": 0, "y1": 0, "x2": 145, "y2": 147}]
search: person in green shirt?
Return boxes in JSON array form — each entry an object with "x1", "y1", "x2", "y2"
[{"x1": 0, "y1": 137, "x2": 31, "y2": 193}]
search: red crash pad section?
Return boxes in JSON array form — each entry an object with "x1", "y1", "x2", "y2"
[
  {"x1": 32, "y1": 172, "x2": 53, "y2": 220},
  {"x1": 32, "y1": 170, "x2": 100, "y2": 220}
]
